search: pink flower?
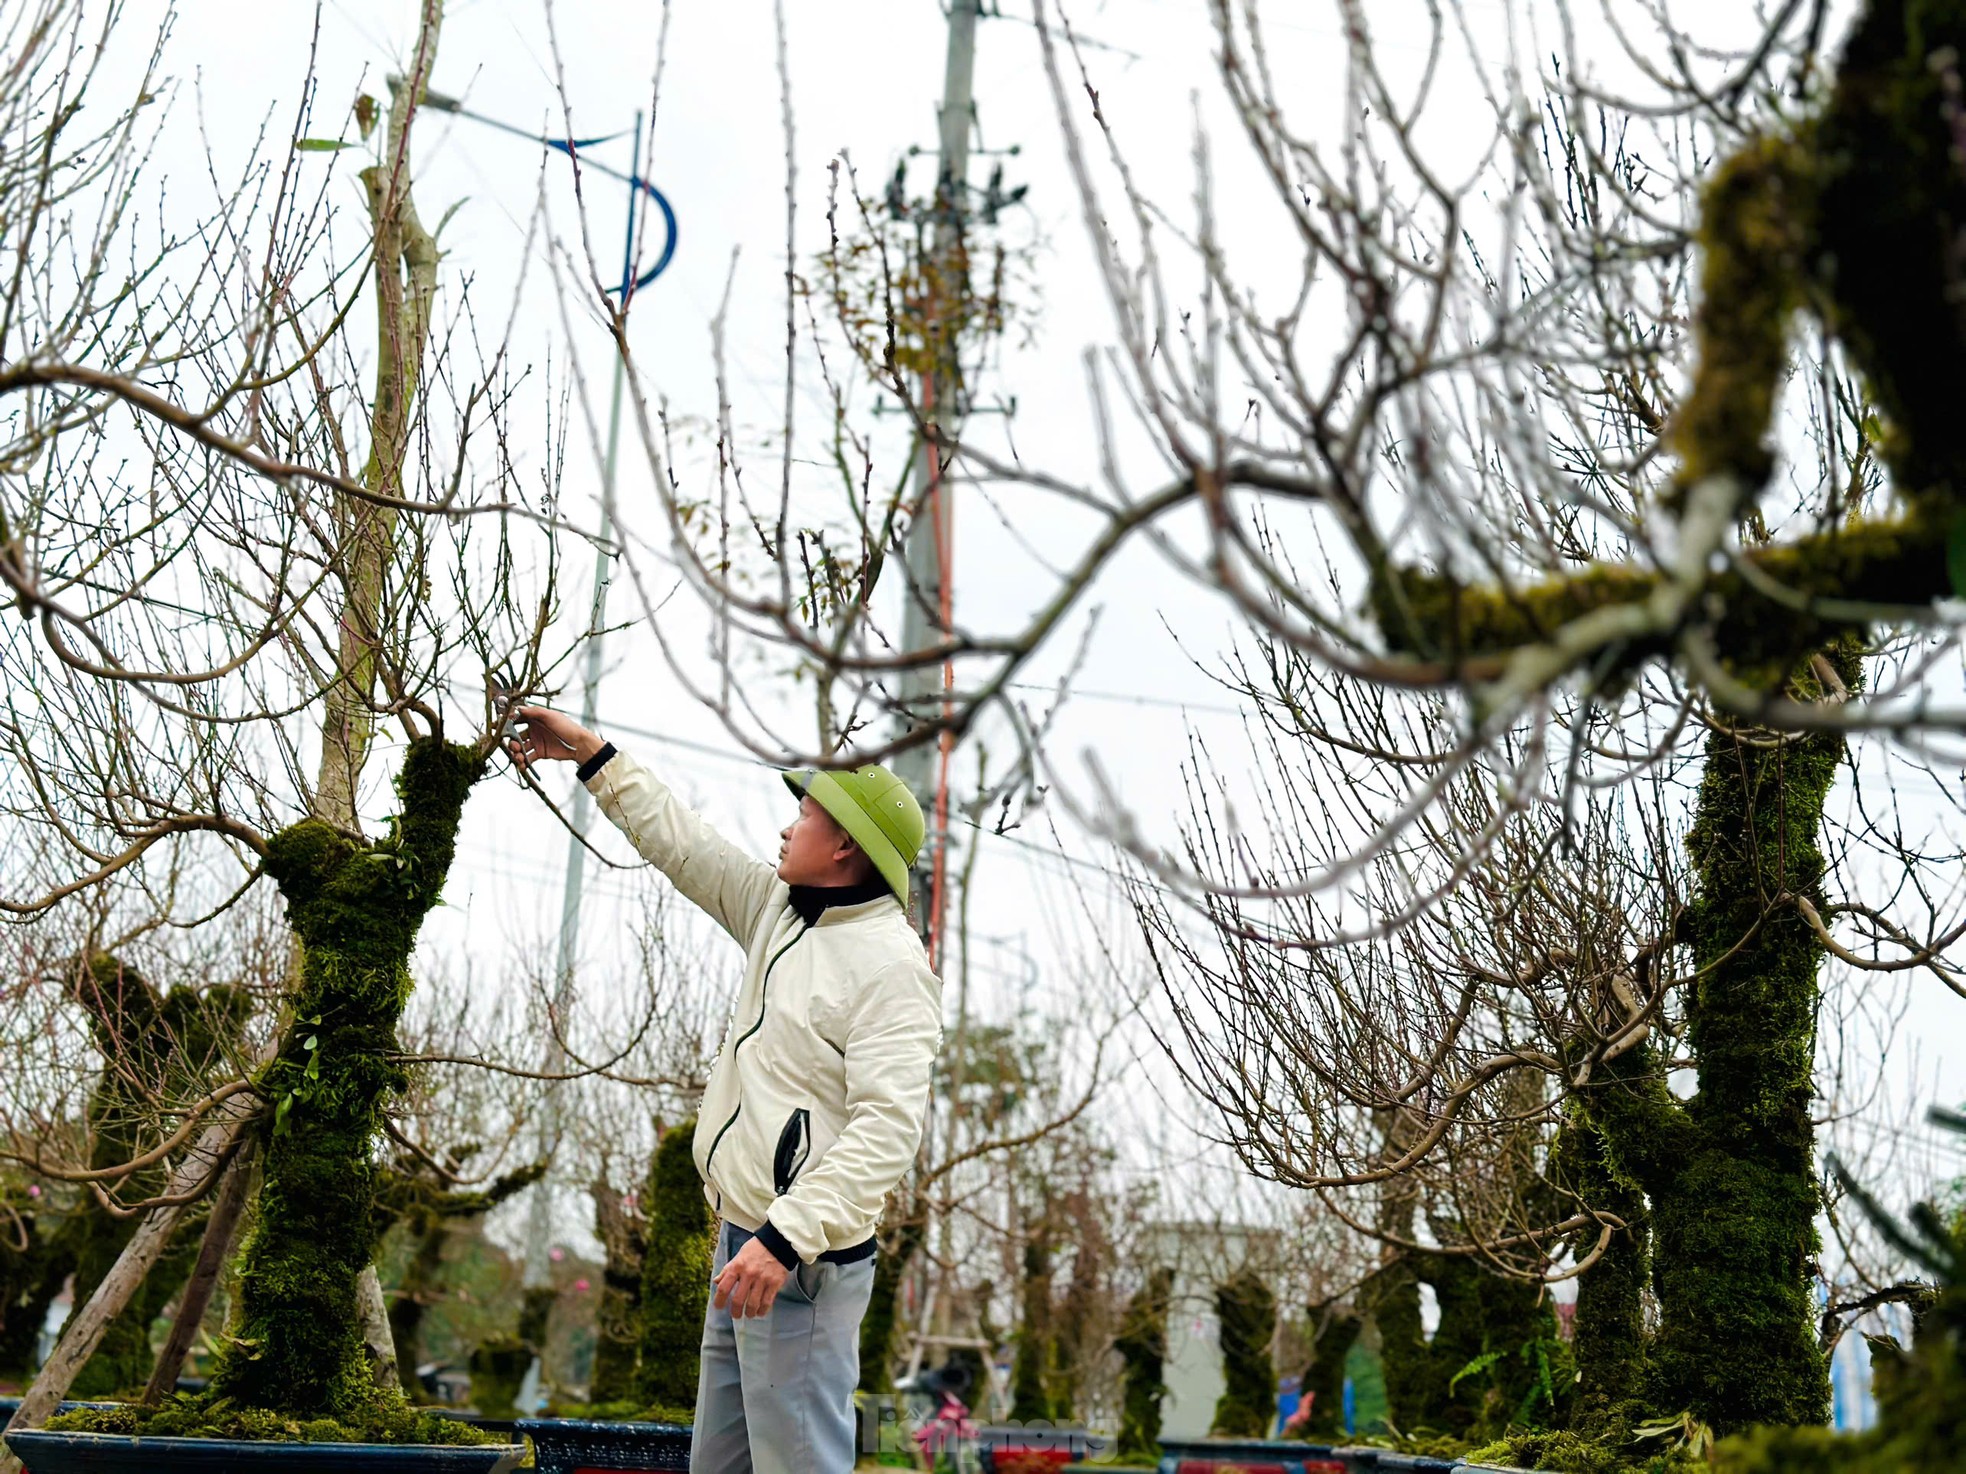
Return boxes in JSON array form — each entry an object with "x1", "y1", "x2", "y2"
[{"x1": 574, "y1": 1278, "x2": 590, "y2": 1292}]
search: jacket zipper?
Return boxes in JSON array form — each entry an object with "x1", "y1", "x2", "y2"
[
  {"x1": 701, "y1": 921, "x2": 809, "y2": 1192},
  {"x1": 773, "y1": 1108, "x2": 812, "y2": 1195}
]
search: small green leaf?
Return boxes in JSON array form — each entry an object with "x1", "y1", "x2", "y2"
[
  {"x1": 273, "y1": 1093, "x2": 293, "y2": 1135},
  {"x1": 294, "y1": 137, "x2": 353, "y2": 152},
  {"x1": 1448, "y1": 1348, "x2": 1503, "y2": 1394},
  {"x1": 303, "y1": 1035, "x2": 318, "y2": 1050}
]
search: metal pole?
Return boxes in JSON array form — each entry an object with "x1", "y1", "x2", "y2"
[
  {"x1": 517, "y1": 113, "x2": 644, "y2": 1408},
  {"x1": 896, "y1": 0, "x2": 978, "y2": 957}
]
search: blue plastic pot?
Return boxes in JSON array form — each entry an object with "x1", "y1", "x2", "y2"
[
  {"x1": 515, "y1": 1416, "x2": 691, "y2": 1474},
  {"x1": 2, "y1": 1429, "x2": 525, "y2": 1474}
]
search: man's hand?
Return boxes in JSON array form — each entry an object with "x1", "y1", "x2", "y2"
[
  {"x1": 507, "y1": 705, "x2": 606, "y2": 770},
  {"x1": 713, "y1": 1236, "x2": 792, "y2": 1319}
]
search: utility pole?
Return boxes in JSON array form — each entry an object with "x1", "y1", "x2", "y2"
[
  {"x1": 514, "y1": 114, "x2": 643, "y2": 1414},
  {"x1": 895, "y1": 0, "x2": 979, "y2": 965},
  {"x1": 416, "y1": 90, "x2": 677, "y2": 1411}
]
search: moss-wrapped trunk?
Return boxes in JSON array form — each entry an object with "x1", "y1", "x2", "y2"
[
  {"x1": 587, "y1": 1174, "x2": 645, "y2": 1404},
  {"x1": 633, "y1": 1118, "x2": 711, "y2": 1415},
  {"x1": 1296, "y1": 1306, "x2": 1359, "y2": 1442},
  {"x1": 1210, "y1": 1268, "x2": 1277, "y2": 1438},
  {"x1": 1046, "y1": 1223, "x2": 1102, "y2": 1423},
  {"x1": 204, "y1": 738, "x2": 482, "y2": 1422},
  {"x1": 1008, "y1": 1228, "x2": 1054, "y2": 1423},
  {"x1": 1648, "y1": 689, "x2": 1845, "y2": 1429},
  {"x1": 1115, "y1": 1266, "x2": 1173, "y2": 1461},
  {"x1": 1552, "y1": 1077, "x2": 1650, "y2": 1438},
  {"x1": 1585, "y1": 657, "x2": 1850, "y2": 1434},
  {"x1": 856, "y1": 1200, "x2": 924, "y2": 1395},
  {"x1": 1363, "y1": 1107, "x2": 1441, "y2": 1432},
  {"x1": 386, "y1": 1221, "x2": 447, "y2": 1401}
]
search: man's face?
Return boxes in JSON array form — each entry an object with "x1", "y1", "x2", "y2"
[{"x1": 777, "y1": 794, "x2": 857, "y2": 886}]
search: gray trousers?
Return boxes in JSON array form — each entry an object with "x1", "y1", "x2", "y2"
[{"x1": 690, "y1": 1221, "x2": 876, "y2": 1474}]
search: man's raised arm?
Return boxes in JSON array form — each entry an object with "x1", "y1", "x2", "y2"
[{"x1": 509, "y1": 706, "x2": 780, "y2": 947}]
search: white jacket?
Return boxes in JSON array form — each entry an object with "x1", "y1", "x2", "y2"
[{"x1": 585, "y1": 749, "x2": 943, "y2": 1261}]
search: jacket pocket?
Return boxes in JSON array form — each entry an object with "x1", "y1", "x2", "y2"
[{"x1": 772, "y1": 1108, "x2": 811, "y2": 1195}]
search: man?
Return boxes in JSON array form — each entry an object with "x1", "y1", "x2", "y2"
[{"x1": 509, "y1": 707, "x2": 943, "y2": 1474}]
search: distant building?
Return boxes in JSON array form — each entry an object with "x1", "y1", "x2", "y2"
[{"x1": 1131, "y1": 1220, "x2": 1284, "y2": 1440}]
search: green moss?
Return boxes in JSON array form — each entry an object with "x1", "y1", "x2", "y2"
[
  {"x1": 1047, "y1": 1226, "x2": 1102, "y2": 1423},
  {"x1": 1712, "y1": 1121, "x2": 1964, "y2": 1471},
  {"x1": 47, "y1": 1391, "x2": 500, "y2": 1446},
  {"x1": 552, "y1": 1398, "x2": 694, "y2": 1426},
  {"x1": 1469, "y1": 1428, "x2": 1700, "y2": 1474},
  {"x1": 1360, "y1": 1247, "x2": 1567, "y2": 1445},
  {"x1": 0, "y1": 1184, "x2": 71, "y2": 1387},
  {"x1": 1211, "y1": 1268, "x2": 1277, "y2": 1438},
  {"x1": 1366, "y1": 1252, "x2": 1440, "y2": 1435},
  {"x1": 192, "y1": 738, "x2": 484, "y2": 1433},
  {"x1": 1114, "y1": 1267, "x2": 1174, "y2": 1461},
  {"x1": 1373, "y1": 511, "x2": 1946, "y2": 689},
  {"x1": 1667, "y1": 136, "x2": 1812, "y2": 504},
  {"x1": 634, "y1": 1118, "x2": 710, "y2": 1412}
]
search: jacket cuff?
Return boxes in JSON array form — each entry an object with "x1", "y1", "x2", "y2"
[
  {"x1": 576, "y1": 741, "x2": 618, "y2": 784},
  {"x1": 755, "y1": 1218, "x2": 801, "y2": 1270}
]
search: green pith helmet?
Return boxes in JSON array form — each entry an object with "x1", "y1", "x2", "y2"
[{"x1": 781, "y1": 764, "x2": 924, "y2": 905}]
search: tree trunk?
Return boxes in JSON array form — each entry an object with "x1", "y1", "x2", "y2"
[
  {"x1": 1582, "y1": 652, "x2": 1850, "y2": 1435},
  {"x1": 634, "y1": 1119, "x2": 711, "y2": 1414},
  {"x1": 1115, "y1": 1267, "x2": 1174, "y2": 1461},
  {"x1": 356, "y1": 1265, "x2": 400, "y2": 1393},
  {"x1": 1298, "y1": 1306, "x2": 1361, "y2": 1442},
  {"x1": 857, "y1": 1199, "x2": 924, "y2": 1395},
  {"x1": 1642, "y1": 673, "x2": 1848, "y2": 1433},
  {"x1": 388, "y1": 1221, "x2": 449, "y2": 1401},
  {"x1": 1008, "y1": 1225, "x2": 1053, "y2": 1424},
  {"x1": 1555, "y1": 1055, "x2": 1651, "y2": 1437},
  {"x1": 1210, "y1": 1269, "x2": 1277, "y2": 1438},
  {"x1": 587, "y1": 1176, "x2": 645, "y2": 1404},
  {"x1": 142, "y1": 1141, "x2": 256, "y2": 1403},
  {"x1": 202, "y1": 739, "x2": 482, "y2": 1425}
]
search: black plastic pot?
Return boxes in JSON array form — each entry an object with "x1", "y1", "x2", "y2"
[
  {"x1": 1153, "y1": 1440, "x2": 1519, "y2": 1474},
  {"x1": 1347, "y1": 1450, "x2": 1468, "y2": 1473},
  {"x1": 515, "y1": 1416, "x2": 691, "y2": 1474},
  {"x1": 2, "y1": 1429, "x2": 525, "y2": 1474},
  {"x1": 1154, "y1": 1436, "x2": 1350, "y2": 1473}
]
